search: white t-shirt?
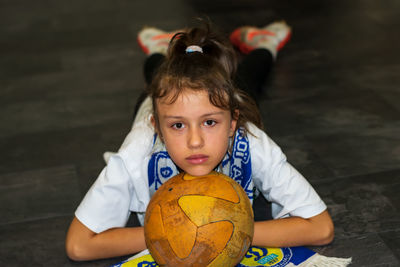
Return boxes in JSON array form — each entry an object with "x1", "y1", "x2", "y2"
[{"x1": 75, "y1": 97, "x2": 326, "y2": 233}]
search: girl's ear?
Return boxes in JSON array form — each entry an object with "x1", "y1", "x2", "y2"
[
  {"x1": 229, "y1": 109, "x2": 239, "y2": 137},
  {"x1": 151, "y1": 114, "x2": 163, "y2": 141},
  {"x1": 150, "y1": 115, "x2": 156, "y2": 128}
]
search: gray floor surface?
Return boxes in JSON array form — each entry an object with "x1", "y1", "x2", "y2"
[{"x1": 1, "y1": 0, "x2": 399, "y2": 266}]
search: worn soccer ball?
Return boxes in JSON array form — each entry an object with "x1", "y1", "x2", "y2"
[{"x1": 144, "y1": 171, "x2": 254, "y2": 267}]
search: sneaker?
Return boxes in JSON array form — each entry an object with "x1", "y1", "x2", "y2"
[
  {"x1": 230, "y1": 21, "x2": 292, "y2": 57},
  {"x1": 137, "y1": 27, "x2": 177, "y2": 55}
]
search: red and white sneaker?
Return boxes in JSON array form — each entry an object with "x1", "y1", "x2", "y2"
[
  {"x1": 137, "y1": 27, "x2": 178, "y2": 55},
  {"x1": 230, "y1": 21, "x2": 292, "y2": 58}
]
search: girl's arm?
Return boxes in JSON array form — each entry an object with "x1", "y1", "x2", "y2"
[
  {"x1": 252, "y1": 209, "x2": 334, "y2": 247},
  {"x1": 65, "y1": 216, "x2": 146, "y2": 261}
]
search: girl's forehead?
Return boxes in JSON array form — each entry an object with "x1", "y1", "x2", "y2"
[
  {"x1": 156, "y1": 90, "x2": 231, "y2": 120},
  {"x1": 154, "y1": 87, "x2": 231, "y2": 113},
  {"x1": 157, "y1": 88, "x2": 209, "y2": 105}
]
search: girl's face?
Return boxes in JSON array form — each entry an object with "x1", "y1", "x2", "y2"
[{"x1": 153, "y1": 89, "x2": 237, "y2": 177}]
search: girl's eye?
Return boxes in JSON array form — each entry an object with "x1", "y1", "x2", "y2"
[
  {"x1": 172, "y1": 122, "x2": 184, "y2": 129},
  {"x1": 204, "y1": 120, "x2": 216, "y2": 126}
]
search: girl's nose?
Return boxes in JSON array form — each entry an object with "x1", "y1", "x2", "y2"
[{"x1": 188, "y1": 127, "x2": 204, "y2": 149}]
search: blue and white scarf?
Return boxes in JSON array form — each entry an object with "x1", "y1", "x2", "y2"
[{"x1": 112, "y1": 246, "x2": 351, "y2": 267}]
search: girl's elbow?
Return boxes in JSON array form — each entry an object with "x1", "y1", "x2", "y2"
[
  {"x1": 317, "y1": 221, "x2": 335, "y2": 245},
  {"x1": 310, "y1": 210, "x2": 335, "y2": 245},
  {"x1": 65, "y1": 217, "x2": 96, "y2": 261},
  {"x1": 65, "y1": 238, "x2": 89, "y2": 261}
]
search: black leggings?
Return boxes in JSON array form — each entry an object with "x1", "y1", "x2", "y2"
[{"x1": 134, "y1": 49, "x2": 273, "y2": 116}]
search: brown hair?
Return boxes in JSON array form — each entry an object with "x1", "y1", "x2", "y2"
[{"x1": 148, "y1": 21, "x2": 262, "y2": 135}]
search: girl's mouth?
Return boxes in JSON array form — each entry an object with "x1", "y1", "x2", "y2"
[{"x1": 186, "y1": 154, "x2": 209, "y2": 164}]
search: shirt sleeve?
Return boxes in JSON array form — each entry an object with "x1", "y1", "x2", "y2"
[
  {"x1": 249, "y1": 124, "x2": 327, "y2": 219},
  {"x1": 75, "y1": 97, "x2": 154, "y2": 233},
  {"x1": 75, "y1": 155, "x2": 134, "y2": 233}
]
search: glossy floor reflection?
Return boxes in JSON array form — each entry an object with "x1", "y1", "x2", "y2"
[{"x1": 1, "y1": 0, "x2": 399, "y2": 266}]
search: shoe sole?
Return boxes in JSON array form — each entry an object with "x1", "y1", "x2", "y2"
[
  {"x1": 137, "y1": 31, "x2": 177, "y2": 55},
  {"x1": 137, "y1": 36, "x2": 150, "y2": 55},
  {"x1": 230, "y1": 27, "x2": 292, "y2": 54}
]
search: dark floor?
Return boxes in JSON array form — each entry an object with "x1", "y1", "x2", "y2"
[{"x1": 1, "y1": 0, "x2": 399, "y2": 266}]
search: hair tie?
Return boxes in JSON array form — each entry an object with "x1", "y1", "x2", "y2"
[{"x1": 185, "y1": 45, "x2": 203, "y2": 54}]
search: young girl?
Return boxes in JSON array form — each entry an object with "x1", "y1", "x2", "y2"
[{"x1": 66, "y1": 21, "x2": 334, "y2": 261}]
